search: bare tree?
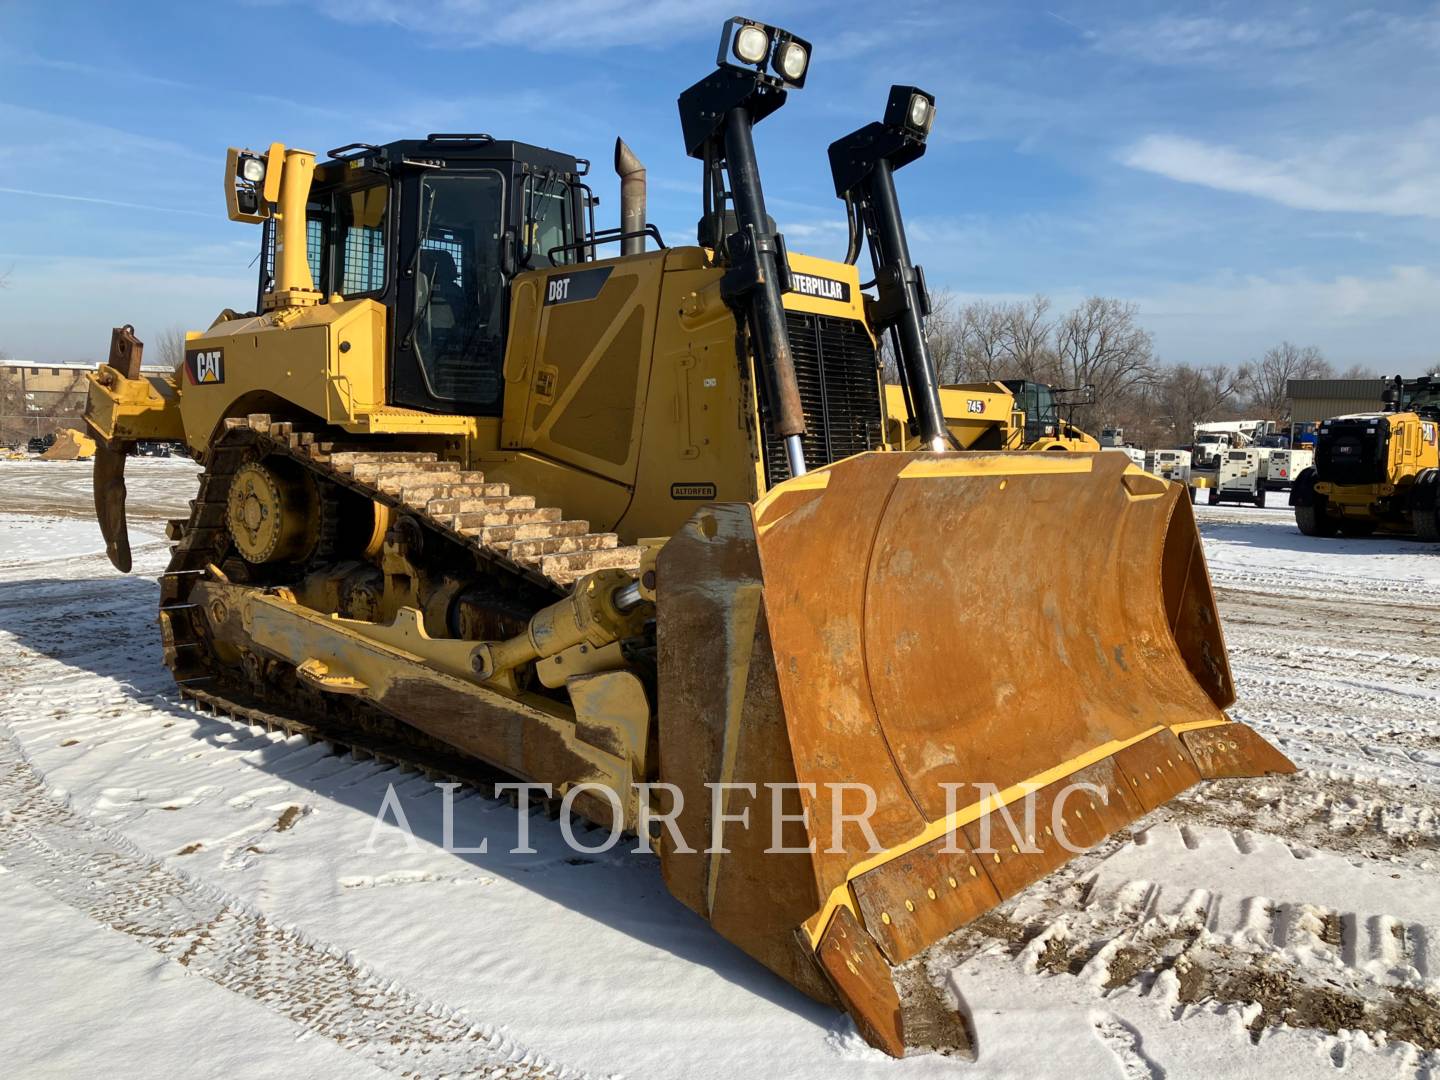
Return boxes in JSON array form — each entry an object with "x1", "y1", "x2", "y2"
[
  {"x1": 1338, "y1": 363, "x2": 1381, "y2": 379},
  {"x1": 958, "y1": 300, "x2": 1011, "y2": 381},
  {"x1": 1246, "y1": 342, "x2": 1332, "y2": 418},
  {"x1": 913, "y1": 290, "x2": 967, "y2": 383},
  {"x1": 156, "y1": 324, "x2": 189, "y2": 372},
  {"x1": 1002, "y1": 295, "x2": 1059, "y2": 384},
  {"x1": 911, "y1": 292, "x2": 1060, "y2": 386},
  {"x1": 1053, "y1": 297, "x2": 1158, "y2": 422},
  {"x1": 1151, "y1": 362, "x2": 1248, "y2": 440}
]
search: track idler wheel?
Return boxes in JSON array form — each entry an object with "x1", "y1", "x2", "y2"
[{"x1": 227, "y1": 458, "x2": 321, "y2": 564}]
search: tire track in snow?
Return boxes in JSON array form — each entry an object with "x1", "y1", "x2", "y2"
[
  {"x1": 0, "y1": 731, "x2": 590, "y2": 1080},
  {"x1": 1091, "y1": 1012, "x2": 1164, "y2": 1079}
]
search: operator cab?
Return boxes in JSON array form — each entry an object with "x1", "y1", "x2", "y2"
[
  {"x1": 1383, "y1": 374, "x2": 1440, "y2": 420},
  {"x1": 255, "y1": 135, "x2": 589, "y2": 416},
  {"x1": 1001, "y1": 379, "x2": 1059, "y2": 443}
]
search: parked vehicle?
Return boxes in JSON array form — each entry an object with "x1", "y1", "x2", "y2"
[
  {"x1": 1152, "y1": 448, "x2": 1192, "y2": 484},
  {"x1": 1210, "y1": 448, "x2": 1269, "y2": 507},
  {"x1": 1192, "y1": 431, "x2": 1237, "y2": 470},
  {"x1": 1267, "y1": 448, "x2": 1313, "y2": 491},
  {"x1": 1105, "y1": 445, "x2": 1146, "y2": 469}
]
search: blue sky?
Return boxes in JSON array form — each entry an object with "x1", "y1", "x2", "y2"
[{"x1": 2, "y1": 1, "x2": 1438, "y2": 373}]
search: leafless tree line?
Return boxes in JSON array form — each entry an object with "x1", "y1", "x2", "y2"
[{"x1": 895, "y1": 291, "x2": 1425, "y2": 446}]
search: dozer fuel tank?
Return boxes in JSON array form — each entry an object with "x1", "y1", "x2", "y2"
[{"x1": 655, "y1": 449, "x2": 1293, "y2": 1053}]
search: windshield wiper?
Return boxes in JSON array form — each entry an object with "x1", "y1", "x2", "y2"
[{"x1": 402, "y1": 186, "x2": 439, "y2": 351}]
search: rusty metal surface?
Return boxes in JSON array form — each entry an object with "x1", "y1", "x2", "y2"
[
  {"x1": 106, "y1": 323, "x2": 144, "y2": 380},
  {"x1": 852, "y1": 830, "x2": 1001, "y2": 965},
  {"x1": 654, "y1": 504, "x2": 837, "y2": 1005},
  {"x1": 1160, "y1": 490, "x2": 1234, "y2": 708},
  {"x1": 751, "y1": 452, "x2": 1234, "y2": 902},
  {"x1": 653, "y1": 452, "x2": 1297, "y2": 1055},
  {"x1": 1111, "y1": 727, "x2": 1202, "y2": 812},
  {"x1": 815, "y1": 906, "x2": 905, "y2": 1057},
  {"x1": 1182, "y1": 722, "x2": 1297, "y2": 778},
  {"x1": 962, "y1": 756, "x2": 1147, "y2": 900}
]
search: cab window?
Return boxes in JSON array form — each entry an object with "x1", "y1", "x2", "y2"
[
  {"x1": 522, "y1": 176, "x2": 574, "y2": 268},
  {"x1": 338, "y1": 185, "x2": 388, "y2": 295}
]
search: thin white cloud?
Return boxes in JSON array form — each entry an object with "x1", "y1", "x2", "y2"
[
  {"x1": 1136, "y1": 264, "x2": 1440, "y2": 372},
  {"x1": 285, "y1": 0, "x2": 739, "y2": 50},
  {"x1": 0, "y1": 187, "x2": 210, "y2": 218},
  {"x1": 1091, "y1": 14, "x2": 1322, "y2": 65},
  {"x1": 1121, "y1": 130, "x2": 1440, "y2": 219}
]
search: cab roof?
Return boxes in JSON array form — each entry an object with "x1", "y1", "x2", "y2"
[{"x1": 316, "y1": 135, "x2": 583, "y2": 182}]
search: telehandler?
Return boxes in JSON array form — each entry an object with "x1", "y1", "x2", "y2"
[{"x1": 84, "y1": 18, "x2": 1292, "y2": 1054}]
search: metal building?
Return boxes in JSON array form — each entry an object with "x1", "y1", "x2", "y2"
[{"x1": 1286, "y1": 378, "x2": 1386, "y2": 423}]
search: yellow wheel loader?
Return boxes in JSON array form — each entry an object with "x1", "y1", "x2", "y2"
[
  {"x1": 1291, "y1": 376, "x2": 1440, "y2": 540},
  {"x1": 84, "y1": 19, "x2": 1292, "y2": 1055}
]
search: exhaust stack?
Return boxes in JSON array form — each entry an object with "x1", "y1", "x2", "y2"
[{"x1": 615, "y1": 138, "x2": 647, "y2": 256}]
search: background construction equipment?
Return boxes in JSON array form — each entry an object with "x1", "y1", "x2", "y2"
[{"x1": 1291, "y1": 375, "x2": 1440, "y2": 539}]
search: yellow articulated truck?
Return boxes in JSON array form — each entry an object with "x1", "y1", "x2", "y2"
[
  {"x1": 84, "y1": 18, "x2": 1291, "y2": 1055},
  {"x1": 885, "y1": 379, "x2": 1099, "y2": 452},
  {"x1": 1291, "y1": 375, "x2": 1440, "y2": 540}
]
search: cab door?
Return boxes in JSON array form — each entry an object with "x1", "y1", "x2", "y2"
[{"x1": 390, "y1": 169, "x2": 510, "y2": 415}]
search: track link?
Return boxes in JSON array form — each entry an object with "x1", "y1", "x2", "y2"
[{"x1": 154, "y1": 413, "x2": 643, "y2": 792}]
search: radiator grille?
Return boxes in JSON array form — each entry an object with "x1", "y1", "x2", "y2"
[{"x1": 762, "y1": 313, "x2": 884, "y2": 489}]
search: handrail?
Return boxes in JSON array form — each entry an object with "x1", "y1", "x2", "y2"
[{"x1": 546, "y1": 225, "x2": 667, "y2": 265}]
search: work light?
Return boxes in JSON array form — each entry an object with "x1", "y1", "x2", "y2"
[
  {"x1": 238, "y1": 154, "x2": 266, "y2": 183},
  {"x1": 774, "y1": 36, "x2": 809, "y2": 84},
  {"x1": 715, "y1": 18, "x2": 811, "y2": 89},
  {"x1": 881, "y1": 86, "x2": 936, "y2": 138},
  {"x1": 907, "y1": 92, "x2": 932, "y2": 133},
  {"x1": 733, "y1": 23, "x2": 770, "y2": 64}
]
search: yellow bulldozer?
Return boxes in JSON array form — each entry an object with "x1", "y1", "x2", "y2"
[
  {"x1": 1291, "y1": 375, "x2": 1440, "y2": 540},
  {"x1": 84, "y1": 19, "x2": 1291, "y2": 1055}
]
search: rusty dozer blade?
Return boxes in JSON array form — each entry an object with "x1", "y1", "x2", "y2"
[{"x1": 654, "y1": 450, "x2": 1294, "y2": 1056}]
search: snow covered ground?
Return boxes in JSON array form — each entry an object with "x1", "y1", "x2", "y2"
[{"x1": 1, "y1": 461, "x2": 1437, "y2": 1078}]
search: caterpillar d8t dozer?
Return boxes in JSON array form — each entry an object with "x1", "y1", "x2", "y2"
[{"x1": 84, "y1": 18, "x2": 1293, "y2": 1055}]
